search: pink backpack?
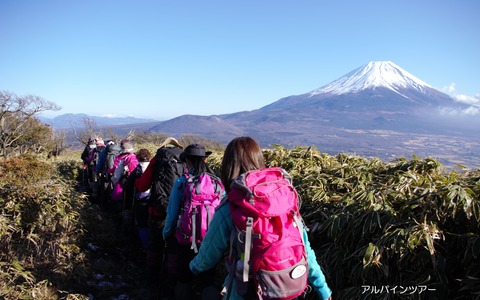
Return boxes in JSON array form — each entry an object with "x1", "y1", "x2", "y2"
[
  {"x1": 175, "y1": 172, "x2": 224, "y2": 253},
  {"x1": 227, "y1": 167, "x2": 309, "y2": 300}
]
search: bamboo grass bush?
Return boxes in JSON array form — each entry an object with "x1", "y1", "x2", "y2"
[
  {"x1": 0, "y1": 156, "x2": 92, "y2": 299},
  {"x1": 257, "y1": 146, "x2": 480, "y2": 299},
  {"x1": 2, "y1": 143, "x2": 479, "y2": 299}
]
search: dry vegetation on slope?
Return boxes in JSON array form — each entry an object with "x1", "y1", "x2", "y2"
[{"x1": 1, "y1": 143, "x2": 479, "y2": 299}]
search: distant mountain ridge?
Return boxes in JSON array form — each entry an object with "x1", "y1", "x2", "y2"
[
  {"x1": 44, "y1": 62, "x2": 479, "y2": 168},
  {"x1": 147, "y1": 61, "x2": 480, "y2": 168},
  {"x1": 40, "y1": 113, "x2": 159, "y2": 128},
  {"x1": 150, "y1": 61, "x2": 477, "y2": 137}
]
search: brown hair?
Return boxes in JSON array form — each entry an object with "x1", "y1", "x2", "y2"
[
  {"x1": 220, "y1": 136, "x2": 265, "y2": 193},
  {"x1": 185, "y1": 155, "x2": 211, "y2": 175},
  {"x1": 136, "y1": 148, "x2": 152, "y2": 162}
]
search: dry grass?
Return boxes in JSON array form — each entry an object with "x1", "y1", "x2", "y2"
[{"x1": 2, "y1": 143, "x2": 479, "y2": 299}]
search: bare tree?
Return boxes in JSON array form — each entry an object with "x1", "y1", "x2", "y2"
[
  {"x1": 0, "y1": 91, "x2": 61, "y2": 158},
  {"x1": 72, "y1": 117, "x2": 102, "y2": 146},
  {"x1": 104, "y1": 127, "x2": 135, "y2": 145},
  {"x1": 124, "y1": 129, "x2": 136, "y2": 143},
  {"x1": 104, "y1": 127, "x2": 119, "y2": 144},
  {"x1": 48, "y1": 129, "x2": 71, "y2": 158},
  {"x1": 15, "y1": 117, "x2": 53, "y2": 155}
]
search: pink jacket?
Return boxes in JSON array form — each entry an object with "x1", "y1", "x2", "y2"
[{"x1": 111, "y1": 153, "x2": 138, "y2": 201}]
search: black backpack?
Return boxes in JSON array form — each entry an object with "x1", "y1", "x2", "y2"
[
  {"x1": 105, "y1": 144, "x2": 122, "y2": 173},
  {"x1": 149, "y1": 146, "x2": 185, "y2": 214}
]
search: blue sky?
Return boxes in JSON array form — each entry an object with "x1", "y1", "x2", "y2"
[{"x1": 1, "y1": 0, "x2": 479, "y2": 120}]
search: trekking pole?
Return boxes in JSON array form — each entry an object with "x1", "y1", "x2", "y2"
[
  {"x1": 160, "y1": 240, "x2": 168, "y2": 291},
  {"x1": 121, "y1": 172, "x2": 131, "y2": 237},
  {"x1": 83, "y1": 163, "x2": 88, "y2": 189},
  {"x1": 130, "y1": 186, "x2": 137, "y2": 233},
  {"x1": 122, "y1": 188, "x2": 127, "y2": 235}
]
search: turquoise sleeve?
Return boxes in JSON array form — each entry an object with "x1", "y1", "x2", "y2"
[
  {"x1": 189, "y1": 203, "x2": 233, "y2": 274},
  {"x1": 162, "y1": 177, "x2": 185, "y2": 239},
  {"x1": 304, "y1": 229, "x2": 332, "y2": 300}
]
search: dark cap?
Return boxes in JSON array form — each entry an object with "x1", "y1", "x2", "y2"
[{"x1": 180, "y1": 143, "x2": 212, "y2": 162}]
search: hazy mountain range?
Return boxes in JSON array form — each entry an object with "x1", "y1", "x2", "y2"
[
  {"x1": 39, "y1": 113, "x2": 159, "y2": 128},
  {"x1": 44, "y1": 61, "x2": 480, "y2": 169}
]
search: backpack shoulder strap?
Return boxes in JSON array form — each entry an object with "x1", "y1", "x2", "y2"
[
  {"x1": 293, "y1": 212, "x2": 306, "y2": 246},
  {"x1": 242, "y1": 216, "x2": 254, "y2": 282}
]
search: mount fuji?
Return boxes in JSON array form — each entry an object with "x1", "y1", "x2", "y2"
[
  {"x1": 312, "y1": 60, "x2": 432, "y2": 96},
  {"x1": 260, "y1": 61, "x2": 470, "y2": 115},
  {"x1": 148, "y1": 61, "x2": 480, "y2": 168}
]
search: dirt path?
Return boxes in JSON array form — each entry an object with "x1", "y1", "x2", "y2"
[
  {"x1": 76, "y1": 183, "x2": 159, "y2": 300},
  {"x1": 82, "y1": 235, "x2": 152, "y2": 300}
]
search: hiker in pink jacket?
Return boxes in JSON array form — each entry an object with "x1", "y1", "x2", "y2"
[{"x1": 110, "y1": 141, "x2": 138, "y2": 210}]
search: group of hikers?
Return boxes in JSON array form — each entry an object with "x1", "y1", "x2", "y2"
[{"x1": 80, "y1": 136, "x2": 333, "y2": 300}]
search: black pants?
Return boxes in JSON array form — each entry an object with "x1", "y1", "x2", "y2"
[
  {"x1": 165, "y1": 237, "x2": 217, "y2": 298},
  {"x1": 134, "y1": 201, "x2": 149, "y2": 228},
  {"x1": 146, "y1": 213, "x2": 166, "y2": 291}
]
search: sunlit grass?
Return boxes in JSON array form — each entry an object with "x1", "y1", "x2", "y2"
[{"x1": 1, "y1": 142, "x2": 479, "y2": 299}]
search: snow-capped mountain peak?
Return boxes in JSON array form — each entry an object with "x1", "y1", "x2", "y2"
[{"x1": 310, "y1": 61, "x2": 432, "y2": 96}]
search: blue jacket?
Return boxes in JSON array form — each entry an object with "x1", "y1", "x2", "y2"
[
  {"x1": 189, "y1": 197, "x2": 333, "y2": 300},
  {"x1": 162, "y1": 173, "x2": 189, "y2": 240},
  {"x1": 95, "y1": 148, "x2": 107, "y2": 173}
]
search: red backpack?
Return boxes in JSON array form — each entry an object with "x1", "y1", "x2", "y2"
[
  {"x1": 227, "y1": 167, "x2": 309, "y2": 299},
  {"x1": 175, "y1": 172, "x2": 224, "y2": 253}
]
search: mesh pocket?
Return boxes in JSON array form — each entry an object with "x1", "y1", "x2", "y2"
[{"x1": 256, "y1": 257, "x2": 308, "y2": 299}]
